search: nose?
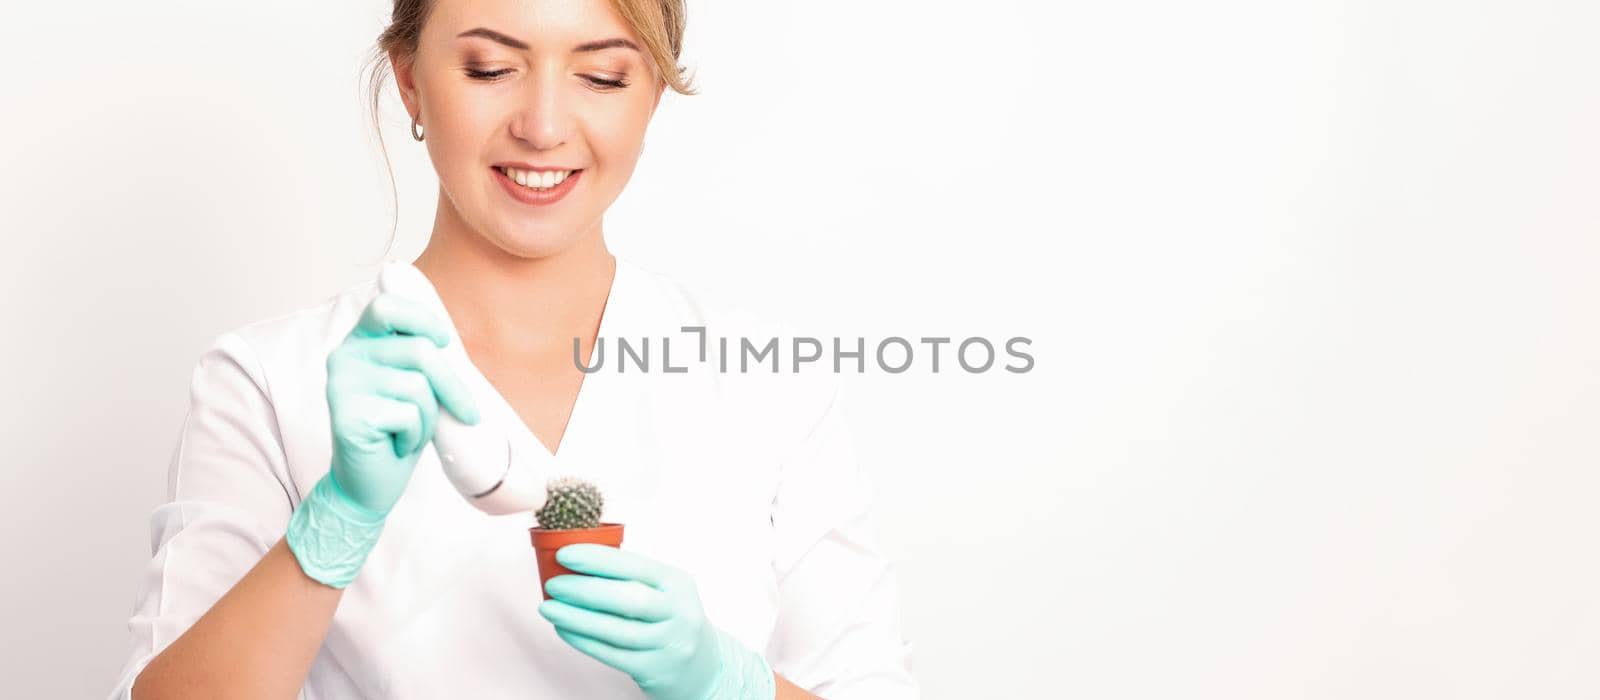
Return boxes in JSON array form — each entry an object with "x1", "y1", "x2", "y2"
[{"x1": 508, "y1": 70, "x2": 572, "y2": 150}]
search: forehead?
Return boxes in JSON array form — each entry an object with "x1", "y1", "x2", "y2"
[{"x1": 424, "y1": 0, "x2": 636, "y2": 46}]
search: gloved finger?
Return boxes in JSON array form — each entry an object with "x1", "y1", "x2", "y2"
[
  {"x1": 368, "y1": 364, "x2": 439, "y2": 452},
  {"x1": 352, "y1": 293, "x2": 451, "y2": 346},
  {"x1": 333, "y1": 393, "x2": 422, "y2": 457},
  {"x1": 551, "y1": 626, "x2": 653, "y2": 679},
  {"x1": 555, "y1": 544, "x2": 672, "y2": 590},
  {"x1": 538, "y1": 598, "x2": 670, "y2": 651},
  {"x1": 360, "y1": 334, "x2": 480, "y2": 425},
  {"x1": 543, "y1": 574, "x2": 673, "y2": 622}
]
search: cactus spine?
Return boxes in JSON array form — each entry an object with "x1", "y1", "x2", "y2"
[{"x1": 535, "y1": 476, "x2": 604, "y2": 530}]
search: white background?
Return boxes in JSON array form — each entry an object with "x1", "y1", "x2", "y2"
[{"x1": 3, "y1": 0, "x2": 1598, "y2": 697}]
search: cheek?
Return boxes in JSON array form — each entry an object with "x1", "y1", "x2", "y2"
[
  {"x1": 586, "y1": 102, "x2": 653, "y2": 172},
  {"x1": 430, "y1": 101, "x2": 496, "y2": 161}
]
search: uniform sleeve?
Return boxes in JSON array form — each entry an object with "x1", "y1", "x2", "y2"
[
  {"x1": 107, "y1": 332, "x2": 298, "y2": 699},
  {"x1": 765, "y1": 374, "x2": 921, "y2": 699}
]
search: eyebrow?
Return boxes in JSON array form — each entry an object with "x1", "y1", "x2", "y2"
[{"x1": 455, "y1": 27, "x2": 641, "y2": 54}]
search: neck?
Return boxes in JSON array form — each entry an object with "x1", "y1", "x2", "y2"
[{"x1": 411, "y1": 191, "x2": 616, "y2": 354}]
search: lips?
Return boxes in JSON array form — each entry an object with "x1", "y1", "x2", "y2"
[
  {"x1": 495, "y1": 165, "x2": 577, "y2": 188},
  {"x1": 492, "y1": 165, "x2": 583, "y2": 206},
  {"x1": 493, "y1": 162, "x2": 582, "y2": 172}
]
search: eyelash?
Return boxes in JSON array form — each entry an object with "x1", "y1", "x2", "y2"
[{"x1": 464, "y1": 68, "x2": 628, "y2": 89}]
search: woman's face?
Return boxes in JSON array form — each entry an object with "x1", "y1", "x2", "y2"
[{"x1": 394, "y1": 0, "x2": 665, "y2": 258}]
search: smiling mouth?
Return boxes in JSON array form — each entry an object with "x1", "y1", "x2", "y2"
[{"x1": 495, "y1": 165, "x2": 583, "y2": 191}]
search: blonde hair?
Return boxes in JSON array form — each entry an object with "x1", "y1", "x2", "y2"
[{"x1": 362, "y1": 0, "x2": 697, "y2": 258}]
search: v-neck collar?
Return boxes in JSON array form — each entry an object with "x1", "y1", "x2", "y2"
[{"x1": 394, "y1": 255, "x2": 633, "y2": 464}]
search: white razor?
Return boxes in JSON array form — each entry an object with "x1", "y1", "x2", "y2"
[{"x1": 378, "y1": 262, "x2": 548, "y2": 516}]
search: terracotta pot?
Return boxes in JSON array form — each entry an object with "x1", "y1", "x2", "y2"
[{"x1": 529, "y1": 523, "x2": 625, "y2": 600}]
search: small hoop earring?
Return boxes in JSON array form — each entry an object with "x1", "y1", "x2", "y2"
[{"x1": 411, "y1": 115, "x2": 425, "y2": 142}]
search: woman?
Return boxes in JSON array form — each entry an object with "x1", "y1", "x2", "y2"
[{"x1": 111, "y1": 0, "x2": 918, "y2": 698}]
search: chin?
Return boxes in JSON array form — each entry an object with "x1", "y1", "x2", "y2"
[{"x1": 483, "y1": 224, "x2": 587, "y2": 260}]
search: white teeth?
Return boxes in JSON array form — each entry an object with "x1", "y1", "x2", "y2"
[{"x1": 500, "y1": 166, "x2": 573, "y2": 190}]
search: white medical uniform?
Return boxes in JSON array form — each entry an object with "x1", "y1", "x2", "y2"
[{"x1": 109, "y1": 256, "x2": 919, "y2": 699}]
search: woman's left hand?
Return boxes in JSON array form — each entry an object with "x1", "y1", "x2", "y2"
[{"x1": 537, "y1": 544, "x2": 776, "y2": 700}]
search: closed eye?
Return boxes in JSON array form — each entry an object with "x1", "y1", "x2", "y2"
[{"x1": 463, "y1": 68, "x2": 629, "y2": 90}]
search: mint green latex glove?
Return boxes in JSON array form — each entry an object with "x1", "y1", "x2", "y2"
[
  {"x1": 286, "y1": 292, "x2": 480, "y2": 588},
  {"x1": 538, "y1": 544, "x2": 776, "y2": 700}
]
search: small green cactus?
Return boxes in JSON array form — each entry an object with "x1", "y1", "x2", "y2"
[{"x1": 535, "y1": 476, "x2": 604, "y2": 530}]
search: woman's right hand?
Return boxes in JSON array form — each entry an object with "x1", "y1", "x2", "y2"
[
  {"x1": 289, "y1": 291, "x2": 482, "y2": 589},
  {"x1": 325, "y1": 292, "x2": 481, "y2": 517},
  {"x1": 134, "y1": 292, "x2": 486, "y2": 693}
]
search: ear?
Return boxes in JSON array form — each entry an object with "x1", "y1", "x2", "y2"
[
  {"x1": 391, "y1": 50, "x2": 420, "y2": 120},
  {"x1": 650, "y1": 81, "x2": 665, "y2": 116}
]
